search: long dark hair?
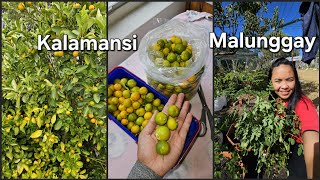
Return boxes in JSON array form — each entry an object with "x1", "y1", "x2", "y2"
[{"x1": 268, "y1": 58, "x2": 303, "y2": 114}]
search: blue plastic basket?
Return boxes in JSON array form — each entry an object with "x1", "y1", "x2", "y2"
[{"x1": 108, "y1": 66, "x2": 200, "y2": 164}]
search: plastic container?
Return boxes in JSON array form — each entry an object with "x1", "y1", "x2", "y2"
[
  {"x1": 108, "y1": 66, "x2": 200, "y2": 164},
  {"x1": 138, "y1": 19, "x2": 209, "y2": 100}
]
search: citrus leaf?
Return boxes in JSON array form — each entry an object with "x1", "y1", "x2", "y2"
[
  {"x1": 76, "y1": 65, "x2": 88, "y2": 73},
  {"x1": 11, "y1": 79, "x2": 17, "y2": 90},
  {"x1": 80, "y1": 169, "x2": 86, "y2": 174},
  {"x1": 30, "y1": 130, "x2": 42, "y2": 139},
  {"x1": 54, "y1": 120, "x2": 62, "y2": 130},
  {"x1": 37, "y1": 118, "x2": 43, "y2": 128},
  {"x1": 82, "y1": 150, "x2": 90, "y2": 156},
  {"x1": 51, "y1": 114, "x2": 57, "y2": 124},
  {"x1": 93, "y1": 93, "x2": 100, "y2": 103},
  {"x1": 84, "y1": 55, "x2": 90, "y2": 65},
  {"x1": 44, "y1": 79, "x2": 53, "y2": 86},
  {"x1": 14, "y1": 127, "x2": 19, "y2": 136},
  {"x1": 76, "y1": 161, "x2": 83, "y2": 168},
  {"x1": 5, "y1": 92, "x2": 16, "y2": 99},
  {"x1": 51, "y1": 86, "x2": 57, "y2": 100},
  {"x1": 22, "y1": 94, "x2": 29, "y2": 103},
  {"x1": 71, "y1": 77, "x2": 79, "y2": 84},
  {"x1": 6, "y1": 152, "x2": 13, "y2": 160}
]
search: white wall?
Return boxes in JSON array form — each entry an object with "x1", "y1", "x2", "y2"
[{"x1": 108, "y1": 2, "x2": 186, "y2": 72}]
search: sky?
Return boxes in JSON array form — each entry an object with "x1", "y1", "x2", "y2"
[{"x1": 214, "y1": 2, "x2": 304, "y2": 56}]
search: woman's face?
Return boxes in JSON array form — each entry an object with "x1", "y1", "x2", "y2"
[{"x1": 271, "y1": 64, "x2": 296, "y2": 101}]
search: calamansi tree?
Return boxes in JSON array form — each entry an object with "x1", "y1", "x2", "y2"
[{"x1": 2, "y1": 2, "x2": 106, "y2": 179}]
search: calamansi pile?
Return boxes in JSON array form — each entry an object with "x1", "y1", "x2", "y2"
[
  {"x1": 150, "y1": 35, "x2": 193, "y2": 67},
  {"x1": 154, "y1": 105, "x2": 180, "y2": 155},
  {"x1": 108, "y1": 78, "x2": 165, "y2": 136},
  {"x1": 147, "y1": 35, "x2": 204, "y2": 100}
]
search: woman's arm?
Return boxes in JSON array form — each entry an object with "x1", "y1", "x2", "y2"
[{"x1": 302, "y1": 131, "x2": 319, "y2": 179}]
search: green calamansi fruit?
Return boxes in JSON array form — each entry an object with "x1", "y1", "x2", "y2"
[{"x1": 156, "y1": 140, "x2": 170, "y2": 155}]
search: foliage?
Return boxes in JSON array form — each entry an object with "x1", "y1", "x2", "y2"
[
  {"x1": 2, "y1": 2, "x2": 106, "y2": 179},
  {"x1": 214, "y1": 2, "x2": 284, "y2": 56},
  {"x1": 214, "y1": 67, "x2": 269, "y2": 99},
  {"x1": 260, "y1": 31, "x2": 300, "y2": 61},
  {"x1": 213, "y1": 116, "x2": 245, "y2": 179},
  {"x1": 230, "y1": 89, "x2": 303, "y2": 178}
]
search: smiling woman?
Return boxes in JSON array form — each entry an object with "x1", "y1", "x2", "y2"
[{"x1": 269, "y1": 58, "x2": 319, "y2": 179}]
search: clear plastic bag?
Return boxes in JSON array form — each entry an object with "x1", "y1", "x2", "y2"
[{"x1": 139, "y1": 18, "x2": 209, "y2": 99}]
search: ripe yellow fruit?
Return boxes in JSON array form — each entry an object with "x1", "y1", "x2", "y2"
[
  {"x1": 73, "y1": 51, "x2": 79, "y2": 57},
  {"x1": 5, "y1": 128, "x2": 10, "y2": 133},
  {"x1": 144, "y1": 112, "x2": 153, "y2": 120},
  {"x1": 59, "y1": 84, "x2": 63, "y2": 89},
  {"x1": 121, "y1": 119, "x2": 129, "y2": 125},
  {"x1": 26, "y1": 2, "x2": 32, "y2": 7},
  {"x1": 89, "y1": 101, "x2": 95, "y2": 106},
  {"x1": 88, "y1": 114, "x2": 94, "y2": 119},
  {"x1": 131, "y1": 125, "x2": 140, "y2": 134},
  {"x1": 77, "y1": 142, "x2": 83, "y2": 147},
  {"x1": 90, "y1": 118, "x2": 96, "y2": 123},
  {"x1": 73, "y1": 3, "x2": 81, "y2": 9},
  {"x1": 89, "y1": 5, "x2": 95, "y2": 11},
  {"x1": 54, "y1": 51, "x2": 64, "y2": 57},
  {"x1": 66, "y1": 111, "x2": 71, "y2": 115},
  {"x1": 92, "y1": 86, "x2": 98, "y2": 92},
  {"x1": 18, "y1": 3, "x2": 25, "y2": 11},
  {"x1": 43, "y1": 105, "x2": 48, "y2": 110},
  {"x1": 24, "y1": 117, "x2": 30, "y2": 121}
]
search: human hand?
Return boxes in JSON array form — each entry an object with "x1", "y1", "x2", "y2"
[{"x1": 137, "y1": 93, "x2": 193, "y2": 177}]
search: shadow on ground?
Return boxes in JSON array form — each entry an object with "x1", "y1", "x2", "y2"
[{"x1": 301, "y1": 81, "x2": 319, "y2": 98}]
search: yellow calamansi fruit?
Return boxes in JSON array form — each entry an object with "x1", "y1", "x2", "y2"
[
  {"x1": 73, "y1": 3, "x2": 81, "y2": 9},
  {"x1": 58, "y1": 84, "x2": 63, "y2": 89},
  {"x1": 26, "y1": 2, "x2": 32, "y2": 7},
  {"x1": 88, "y1": 114, "x2": 94, "y2": 119},
  {"x1": 90, "y1": 118, "x2": 96, "y2": 124},
  {"x1": 24, "y1": 117, "x2": 31, "y2": 121},
  {"x1": 89, "y1": 101, "x2": 95, "y2": 107},
  {"x1": 92, "y1": 86, "x2": 98, "y2": 92},
  {"x1": 77, "y1": 142, "x2": 83, "y2": 148},
  {"x1": 54, "y1": 51, "x2": 64, "y2": 57},
  {"x1": 89, "y1": 5, "x2": 95, "y2": 11},
  {"x1": 18, "y1": 3, "x2": 25, "y2": 11},
  {"x1": 73, "y1": 51, "x2": 79, "y2": 57},
  {"x1": 66, "y1": 111, "x2": 71, "y2": 115},
  {"x1": 5, "y1": 127, "x2": 11, "y2": 133}
]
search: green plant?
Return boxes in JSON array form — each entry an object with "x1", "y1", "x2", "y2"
[
  {"x1": 214, "y1": 116, "x2": 245, "y2": 179},
  {"x1": 2, "y1": 2, "x2": 106, "y2": 179},
  {"x1": 230, "y1": 89, "x2": 303, "y2": 178},
  {"x1": 214, "y1": 68, "x2": 268, "y2": 100}
]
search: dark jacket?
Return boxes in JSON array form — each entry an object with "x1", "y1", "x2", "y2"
[{"x1": 299, "y1": 2, "x2": 320, "y2": 64}]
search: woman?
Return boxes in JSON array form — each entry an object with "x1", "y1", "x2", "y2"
[
  {"x1": 128, "y1": 93, "x2": 193, "y2": 179},
  {"x1": 268, "y1": 58, "x2": 319, "y2": 179}
]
